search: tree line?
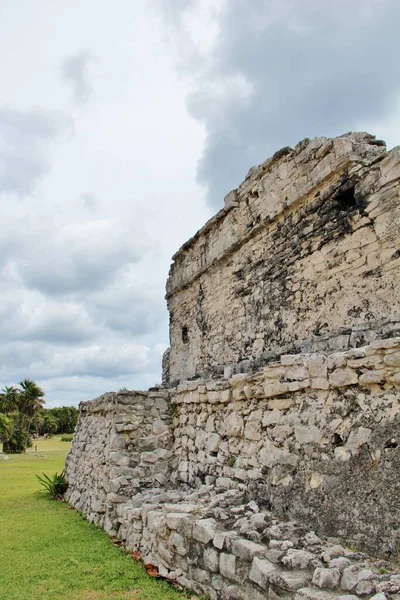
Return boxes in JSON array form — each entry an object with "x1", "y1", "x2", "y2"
[{"x1": 0, "y1": 379, "x2": 78, "y2": 453}]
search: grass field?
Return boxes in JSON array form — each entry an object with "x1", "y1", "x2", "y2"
[{"x1": 0, "y1": 437, "x2": 188, "y2": 600}]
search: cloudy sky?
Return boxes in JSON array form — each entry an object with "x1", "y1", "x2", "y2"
[{"x1": 1, "y1": 0, "x2": 399, "y2": 407}]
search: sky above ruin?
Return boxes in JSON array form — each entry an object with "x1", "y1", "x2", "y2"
[{"x1": 1, "y1": 0, "x2": 400, "y2": 407}]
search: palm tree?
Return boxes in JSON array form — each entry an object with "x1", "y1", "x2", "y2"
[
  {"x1": 18, "y1": 380, "x2": 45, "y2": 433},
  {"x1": 1, "y1": 386, "x2": 19, "y2": 414},
  {"x1": 1, "y1": 380, "x2": 46, "y2": 453},
  {"x1": 0, "y1": 413, "x2": 13, "y2": 444}
]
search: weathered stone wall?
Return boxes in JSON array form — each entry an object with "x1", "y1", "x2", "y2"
[
  {"x1": 166, "y1": 133, "x2": 400, "y2": 384},
  {"x1": 65, "y1": 133, "x2": 400, "y2": 600},
  {"x1": 65, "y1": 337, "x2": 400, "y2": 600},
  {"x1": 169, "y1": 338, "x2": 400, "y2": 553},
  {"x1": 65, "y1": 389, "x2": 172, "y2": 534}
]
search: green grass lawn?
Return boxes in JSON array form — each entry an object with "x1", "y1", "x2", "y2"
[{"x1": 0, "y1": 437, "x2": 188, "y2": 600}]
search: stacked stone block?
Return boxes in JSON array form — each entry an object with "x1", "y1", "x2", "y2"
[
  {"x1": 65, "y1": 337, "x2": 400, "y2": 599},
  {"x1": 166, "y1": 133, "x2": 400, "y2": 383},
  {"x1": 169, "y1": 338, "x2": 400, "y2": 553},
  {"x1": 65, "y1": 389, "x2": 172, "y2": 534},
  {"x1": 65, "y1": 133, "x2": 400, "y2": 599},
  {"x1": 109, "y1": 486, "x2": 400, "y2": 600}
]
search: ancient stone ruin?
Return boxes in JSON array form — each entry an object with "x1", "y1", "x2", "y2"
[{"x1": 65, "y1": 132, "x2": 400, "y2": 600}]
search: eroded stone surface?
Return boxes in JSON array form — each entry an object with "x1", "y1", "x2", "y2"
[
  {"x1": 65, "y1": 133, "x2": 400, "y2": 600},
  {"x1": 166, "y1": 133, "x2": 400, "y2": 385}
]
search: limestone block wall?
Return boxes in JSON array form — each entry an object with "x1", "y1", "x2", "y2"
[
  {"x1": 169, "y1": 337, "x2": 400, "y2": 553},
  {"x1": 166, "y1": 133, "x2": 400, "y2": 383},
  {"x1": 65, "y1": 389, "x2": 172, "y2": 534},
  {"x1": 64, "y1": 132, "x2": 400, "y2": 599},
  {"x1": 65, "y1": 337, "x2": 400, "y2": 599}
]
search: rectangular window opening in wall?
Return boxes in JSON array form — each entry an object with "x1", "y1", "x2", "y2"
[{"x1": 182, "y1": 326, "x2": 189, "y2": 344}]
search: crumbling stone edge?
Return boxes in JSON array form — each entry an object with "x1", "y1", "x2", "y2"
[{"x1": 64, "y1": 336, "x2": 400, "y2": 600}]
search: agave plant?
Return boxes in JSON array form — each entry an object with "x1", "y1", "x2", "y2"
[{"x1": 36, "y1": 470, "x2": 68, "y2": 499}]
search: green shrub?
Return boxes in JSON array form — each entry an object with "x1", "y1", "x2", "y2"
[
  {"x1": 61, "y1": 434, "x2": 73, "y2": 442},
  {"x1": 3, "y1": 425, "x2": 31, "y2": 454},
  {"x1": 36, "y1": 471, "x2": 68, "y2": 499},
  {"x1": 0, "y1": 413, "x2": 13, "y2": 440}
]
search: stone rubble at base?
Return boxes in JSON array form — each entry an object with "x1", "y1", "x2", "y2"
[
  {"x1": 65, "y1": 337, "x2": 400, "y2": 600},
  {"x1": 64, "y1": 132, "x2": 400, "y2": 600}
]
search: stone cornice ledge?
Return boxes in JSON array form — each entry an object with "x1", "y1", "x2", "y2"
[
  {"x1": 172, "y1": 337, "x2": 400, "y2": 405},
  {"x1": 166, "y1": 132, "x2": 392, "y2": 298}
]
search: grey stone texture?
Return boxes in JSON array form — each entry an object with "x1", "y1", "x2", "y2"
[
  {"x1": 166, "y1": 133, "x2": 400, "y2": 385},
  {"x1": 170, "y1": 339, "x2": 400, "y2": 553},
  {"x1": 64, "y1": 133, "x2": 400, "y2": 600},
  {"x1": 64, "y1": 389, "x2": 172, "y2": 533}
]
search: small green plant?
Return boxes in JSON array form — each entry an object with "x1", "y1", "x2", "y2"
[
  {"x1": 36, "y1": 470, "x2": 68, "y2": 499},
  {"x1": 170, "y1": 404, "x2": 179, "y2": 418},
  {"x1": 340, "y1": 537, "x2": 359, "y2": 552},
  {"x1": 226, "y1": 456, "x2": 236, "y2": 467},
  {"x1": 379, "y1": 567, "x2": 388, "y2": 575},
  {"x1": 61, "y1": 434, "x2": 73, "y2": 442}
]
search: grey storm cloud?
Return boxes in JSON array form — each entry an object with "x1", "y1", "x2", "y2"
[
  {"x1": 6, "y1": 0, "x2": 399, "y2": 406},
  {"x1": 22, "y1": 305, "x2": 98, "y2": 346},
  {"x1": 15, "y1": 219, "x2": 144, "y2": 296},
  {"x1": 0, "y1": 290, "x2": 165, "y2": 348},
  {"x1": 165, "y1": 0, "x2": 400, "y2": 207},
  {"x1": 0, "y1": 339, "x2": 165, "y2": 383},
  {"x1": 91, "y1": 285, "x2": 167, "y2": 337},
  {"x1": 0, "y1": 296, "x2": 97, "y2": 346},
  {"x1": 0, "y1": 107, "x2": 68, "y2": 196},
  {"x1": 0, "y1": 1, "x2": 210, "y2": 406},
  {"x1": 61, "y1": 50, "x2": 96, "y2": 105}
]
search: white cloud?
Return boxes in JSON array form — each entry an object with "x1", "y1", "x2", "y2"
[
  {"x1": 15, "y1": 218, "x2": 145, "y2": 295},
  {"x1": 0, "y1": 0, "x2": 398, "y2": 407},
  {"x1": 0, "y1": 1, "x2": 210, "y2": 406},
  {"x1": 0, "y1": 107, "x2": 69, "y2": 196},
  {"x1": 162, "y1": 0, "x2": 400, "y2": 206},
  {"x1": 61, "y1": 50, "x2": 96, "y2": 105}
]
